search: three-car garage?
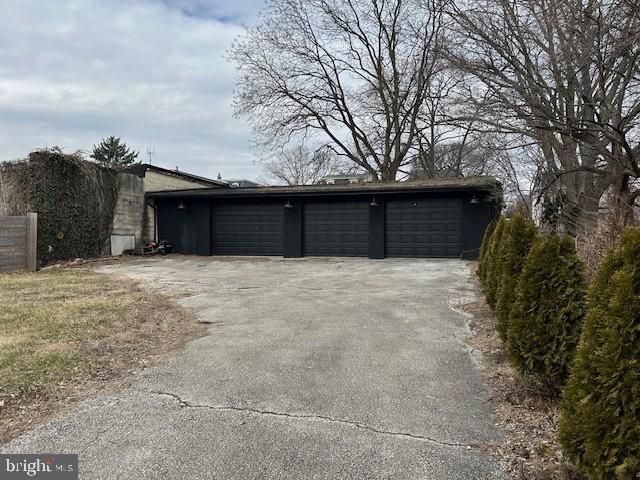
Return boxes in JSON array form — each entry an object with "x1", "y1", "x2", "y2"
[{"x1": 151, "y1": 179, "x2": 500, "y2": 260}]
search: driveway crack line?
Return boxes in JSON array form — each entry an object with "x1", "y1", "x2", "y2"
[{"x1": 146, "y1": 390, "x2": 471, "y2": 449}]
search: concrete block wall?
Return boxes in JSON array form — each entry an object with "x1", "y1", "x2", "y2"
[
  {"x1": 145, "y1": 202, "x2": 156, "y2": 245},
  {"x1": 111, "y1": 173, "x2": 145, "y2": 252}
]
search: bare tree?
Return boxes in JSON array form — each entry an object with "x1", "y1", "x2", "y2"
[
  {"x1": 408, "y1": 137, "x2": 499, "y2": 178},
  {"x1": 450, "y1": 0, "x2": 640, "y2": 236},
  {"x1": 263, "y1": 145, "x2": 349, "y2": 185},
  {"x1": 231, "y1": 0, "x2": 448, "y2": 181}
]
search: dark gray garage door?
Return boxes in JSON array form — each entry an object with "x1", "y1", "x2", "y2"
[
  {"x1": 212, "y1": 203, "x2": 283, "y2": 255},
  {"x1": 303, "y1": 202, "x2": 369, "y2": 256},
  {"x1": 386, "y1": 198, "x2": 461, "y2": 257}
]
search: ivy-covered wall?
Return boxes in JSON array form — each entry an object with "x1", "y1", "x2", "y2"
[{"x1": 0, "y1": 149, "x2": 119, "y2": 265}]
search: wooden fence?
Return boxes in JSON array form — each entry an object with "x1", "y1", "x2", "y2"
[{"x1": 0, "y1": 213, "x2": 37, "y2": 273}]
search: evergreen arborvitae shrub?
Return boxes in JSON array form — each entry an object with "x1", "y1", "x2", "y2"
[
  {"x1": 559, "y1": 228, "x2": 640, "y2": 479},
  {"x1": 493, "y1": 220, "x2": 513, "y2": 307},
  {"x1": 485, "y1": 217, "x2": 510, "y2": 309},
  {"x1": 477, "y1": 220, "x2": 497, "y2": 286},
  {"x1": 495, "y1": 213, "x2": 537, "y2": 340},
  {"x1": 506, "y1": 234, "x2": 586, "y2": 391}
]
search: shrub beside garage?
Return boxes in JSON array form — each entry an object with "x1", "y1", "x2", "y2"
[
  {"x1": 559, "y1": 228, "x2": 640, "y2": 480},
  {"x1": 483, "y1": 216, "x2": 509, "y2": 309},
  {"x1": 479, "y1": 218, "x2": 586, "y2": 390},
  {"x1": 494, "y1": 213, "x2": 537, "y2": 341},
  {"x1": 507, "y1": 234, "x2": 586, "y2": 392},
  {"x1": 478, "y1": 219, "x2": 639, "y2": 479},
  {"x1": 477, "y1": 219, "x2": 496, "y2": 285}
]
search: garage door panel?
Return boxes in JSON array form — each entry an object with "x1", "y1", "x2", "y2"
[
  {"x1": 213, "y1": 203, "x2": 283, "y2": 255},
  {"x1": 303, "y1": 202, "x2": 369, "y2": 257},
  {"x1": 386, "y1": 198, "x2": 461, "y2": 258}
]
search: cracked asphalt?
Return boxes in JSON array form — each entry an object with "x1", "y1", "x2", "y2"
[{"x1": 2, "y1": 257, "x2": 506, "y2": 479}]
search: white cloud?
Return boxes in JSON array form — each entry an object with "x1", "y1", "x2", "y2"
[{"x1": 0, "y1": 0, "x2": 265, "y2": 179}]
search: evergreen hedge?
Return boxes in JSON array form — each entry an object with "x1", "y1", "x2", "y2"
[
  {"x1": 559, "y1": 228, "x2": 640, "y2": 479},
  {"x1": 477, "y1": 220, "x2": 497, "y2": 285},
  {"x1": 495, "y1": 213, "x2": 537, "y2": 340},
  {"x1": 484, "y1": 216, "x2": 509, "y2": 309},
  {"x1": 506, "y1": 235, "x2": 586, "y2": 391}
]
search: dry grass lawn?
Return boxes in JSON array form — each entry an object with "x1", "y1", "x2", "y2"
[{"x1": 0, "y1": 268, "x2": 205, "y2": 444}]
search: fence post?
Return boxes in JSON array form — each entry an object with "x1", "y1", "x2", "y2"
[{"x1": 26, "y1": 212, "x2": 37, "y2": 272}]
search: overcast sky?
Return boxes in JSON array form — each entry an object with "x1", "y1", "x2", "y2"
[{"x1": 0, "y1": 0, "x2": 266, "y2": 181}]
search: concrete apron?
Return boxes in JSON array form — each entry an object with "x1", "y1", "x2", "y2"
[{"x1": 2, "y1": 257, "x2": 505, "y2": 480}]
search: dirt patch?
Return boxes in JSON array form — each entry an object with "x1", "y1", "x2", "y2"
[
  {"x1": 463, "y1": 272, "x2": 582, "y2": 480},
  {"x1": 0, "y1": 268, "x2": 206, "y2": 444}
]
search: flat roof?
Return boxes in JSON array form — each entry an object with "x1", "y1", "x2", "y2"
[{"x1": 147, "y1": 176, "x2": 500, "y2": 199}]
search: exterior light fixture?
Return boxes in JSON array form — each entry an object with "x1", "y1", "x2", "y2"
[
  {"x1": 284, "y1": 200, "x2": 293, "y2": 209},
  {"x1": 177, "y1": 201, "x2": 187, "y2": 210},
  {"x1": 370, "y1": 197, "x2": 379, "y2": 207},
  {"x1": 470, "y1": 195, "x2": 480, "y2": 204}
]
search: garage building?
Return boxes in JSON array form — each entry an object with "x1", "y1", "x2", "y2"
[{"x1": 148, "y1": 177, "x2": 501, "y2": 260}]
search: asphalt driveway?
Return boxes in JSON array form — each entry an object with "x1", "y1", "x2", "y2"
[{"x1": 2, "y1": 257, "x2": 505, "y2": 479}]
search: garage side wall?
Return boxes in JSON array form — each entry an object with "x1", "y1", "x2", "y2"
[
  {"x1": 461, "y1": 196, "x2": 494, "y2": 260},
  {"x1": 157, "y1": 200, "x2": 210, "y2": 255}
]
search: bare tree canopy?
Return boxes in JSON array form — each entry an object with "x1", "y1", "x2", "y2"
[
  {"x1": 232, "y1": 0, "x2": 640, "y2": 239},
  {"x1": 231, "y1": 0, "x2": 448, "y2": 181},
  {"x1": 450, "y1": 0, "x2": 640, "y2": 234},
  {"x1": 263, "y1": 145, "x2": 350, "y2": 185},
  {"x1": 409, "y1": 137, "x2": 499, "y2": 178}
]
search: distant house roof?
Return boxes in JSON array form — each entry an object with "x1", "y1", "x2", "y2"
[
  {"x1": 316, "y1": 173, "x2": 372, "y2": 185},
  {"x1": 125, "y1": 163, "x2": 228, "y2": 187},
  {"x1": 222, "y1": 178, "x2": 262, "y2": 188},
  {"x1": 147, "y1": 176, "x2": 501, "y2": 199},
  {"x1": 318, "y1": 173, "x2": 371, "y2": 180}
]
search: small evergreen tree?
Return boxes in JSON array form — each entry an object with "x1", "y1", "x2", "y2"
[
  {"x1": 495, "y1": 213, "x2": 537, "y2": 340},
  {"x1": 506, "y1": 235, "x2": 586, "y2": 391},
  {"x1": 559, "y1": 228, "x2": 640, "y2": 479},
  {"x1": 485, "y1": 217, "x2": 510, "y2": 309},
  {"x1": 91, "y1": 136, "x2": 139, "y2": 168},
  {"x1": 477, "y1": 220, "x2": 497, "y2": 285}
]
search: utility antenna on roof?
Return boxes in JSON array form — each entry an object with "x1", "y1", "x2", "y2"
[{"x1": 146, "y1": 146, "x2": 155, "y2": 164}]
